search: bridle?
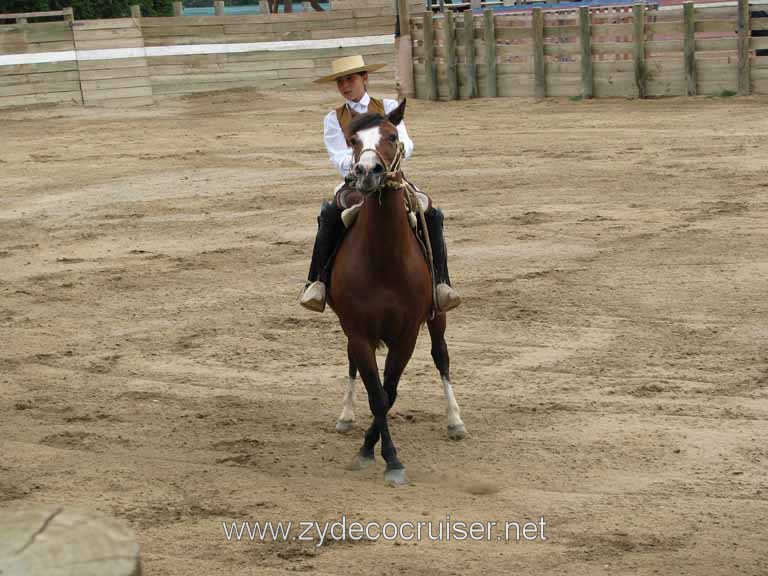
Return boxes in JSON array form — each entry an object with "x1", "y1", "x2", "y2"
[{"x1": 352, "y1": 139, "x2": 406, "y2": 203}]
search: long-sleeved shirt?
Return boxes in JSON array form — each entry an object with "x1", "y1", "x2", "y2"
[{"x1": 323, "y1": 92, "x2": 414, "y2": 177}]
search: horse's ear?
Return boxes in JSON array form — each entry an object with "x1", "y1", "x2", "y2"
[{"x1": 387, "y1": 98, "x2": 406, "y2": 126}]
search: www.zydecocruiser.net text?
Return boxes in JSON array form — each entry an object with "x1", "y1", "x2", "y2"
[{"x1": 222, "y1": 515, "x2": 547, "y2": 547}]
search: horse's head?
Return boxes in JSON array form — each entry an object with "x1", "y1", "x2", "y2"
[{"x1": 347, "y1": 99, "x2": 406, "y2": 194}]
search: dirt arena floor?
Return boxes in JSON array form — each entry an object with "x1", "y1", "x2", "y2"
[{"x1": 1, "y1": 85, "x2": 767, "y2": 575}]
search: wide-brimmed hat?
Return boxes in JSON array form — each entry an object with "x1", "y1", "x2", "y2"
[{"x1": 314, "y1": 55, "x2": 386, "y2": 84}]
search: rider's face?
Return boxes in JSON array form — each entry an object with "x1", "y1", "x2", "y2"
[{"x1": 336, "y1": 73, "x2": 367, "y2": 102}]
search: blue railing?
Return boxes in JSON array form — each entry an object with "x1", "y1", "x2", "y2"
[
  {"x1": 486, "y1": 0, "x2": 656, "y2": 11},
  {"x1": 426, "y1": 0, "x2": 659, "y2": 13},
  {"x1": 183, "y1": 2, "x2": 330, "y2": 15}
]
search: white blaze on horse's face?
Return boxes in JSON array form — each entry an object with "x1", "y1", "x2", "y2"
[{"x1": 356, "y1": 126, "x2": 382, "y2": 173}]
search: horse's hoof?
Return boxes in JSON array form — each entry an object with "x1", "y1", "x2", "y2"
[
  {"x1": 336, "y1": 419, "x2": 354, "y2": 434},
  {"x1": 447, "y1": 423, "x2": 466, "y2": 440},
  {"x1": 349, "y1": 453, "x2": 375, "y2": 471},
  {"x1": 384, "y1": 467, "x2": 409, "y2": 486}
]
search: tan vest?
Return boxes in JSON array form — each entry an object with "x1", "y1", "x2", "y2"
[{"x1": 335, "y1": 97, "x2": 386, "y2": 146}]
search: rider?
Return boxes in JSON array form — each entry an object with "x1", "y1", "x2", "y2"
[{"x1": 300, "y1": 55, "x2": 461, "y2": 314}]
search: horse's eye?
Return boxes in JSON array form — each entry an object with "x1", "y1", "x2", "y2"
[{"x1": 389, "y1": 133, "x2": 398, "y2": 142}]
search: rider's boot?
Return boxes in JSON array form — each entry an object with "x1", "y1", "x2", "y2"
[
  {"x1": 425, "y1": 207, "x2": 461, "y2": 314},
  {"x1": 300, "y1": 201, "x2": 344, "y2": 313}
]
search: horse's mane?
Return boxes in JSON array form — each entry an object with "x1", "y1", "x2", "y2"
[{"x1": 347, "y1": 112, "x2": 386, "y2": 136}]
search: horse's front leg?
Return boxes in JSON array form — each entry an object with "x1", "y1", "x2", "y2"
[
  {"x1": 346, "y1": 337, "x2": 381, "y2": 472},
  {"x1": 346, "y1": 337, "x2": 408, "y2": 485},
  {"x1": 336, "y1": 354, "x2": 357, "y2": 433},
  {"x1": 376, "y1": 336, "x2": 418, "y2": 485},
  {"x1": 427, "y1": 314, "x2": 466, "y2": 440}
]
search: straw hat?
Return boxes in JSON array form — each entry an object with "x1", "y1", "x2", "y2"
[{"x1": 314, "y1": 55, "x2": 386, "y2": 83}]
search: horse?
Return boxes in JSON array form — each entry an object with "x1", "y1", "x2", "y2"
[{"x1": 327, "y1": 99, "x2": 466, "y2": 486}]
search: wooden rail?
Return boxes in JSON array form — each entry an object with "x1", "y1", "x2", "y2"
[{"x1": 0, "y1": 7, "x2": 73, "y2": 22}]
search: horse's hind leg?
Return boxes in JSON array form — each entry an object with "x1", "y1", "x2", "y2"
[
  {"x1": 336, "y1": 353, "x2": 357, "y2": 434},
  {"x1": 427, "y1": 314, "x2": 466, "y2": 440}
]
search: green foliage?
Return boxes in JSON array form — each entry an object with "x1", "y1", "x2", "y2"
[
  {"x1": 706, "y1": 89, "x2": 738, "y2": 99},
  {"x1": 0, "y1": 0, "x2": 49, "y2": 12},
  {"x1": 569, "y1": 95, "x2": 583, "y2": 102},
  {"x1": 0, "y1": 0, "x2": 173, "y2": 19}
]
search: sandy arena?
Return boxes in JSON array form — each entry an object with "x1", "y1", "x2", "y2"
[{"x1": 1, "y1": 86, "x2": 767, "y2": 575}]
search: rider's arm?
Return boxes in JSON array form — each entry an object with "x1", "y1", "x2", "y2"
[
  {"x1": 383, "y1": 99, "x2": 414, "y2": 161},
  {"x1": 323, "y1": 110, "x2": 353, "y2": 177}
]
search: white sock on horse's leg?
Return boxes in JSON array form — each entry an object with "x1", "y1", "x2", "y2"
[
  {"x1": 338, "y1": 376, "x2": 356, "y2": 426},
  {"x1": 442, "y1": 375, "x2": 465, "y2": 437}
]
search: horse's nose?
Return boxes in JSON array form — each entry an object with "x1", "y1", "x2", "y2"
[
  {"x1": 354, "y1": 162, "x2": 383, "y2": 177},
  {"x1": 355, "y1": 162, "x2": 383, "y2": 192}
]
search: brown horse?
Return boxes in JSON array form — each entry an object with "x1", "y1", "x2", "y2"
[{"x1": 328, "y1": 99, "x2": 466, "y2": 486}]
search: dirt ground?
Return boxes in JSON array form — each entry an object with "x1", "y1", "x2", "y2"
[{"x1": 1, "y1": 85, "x2": 767, "y2": 575}]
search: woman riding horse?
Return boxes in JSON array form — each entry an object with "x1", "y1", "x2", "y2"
[
  {"x1": 299, "y1": 56, "x2": 467, "y2": 485},
  {"x1": 329, "y1": 96, "x2": 465, "y2": 485},
  {"x1": 299, "y1": 55, "x2": 461, "y2": 314}
]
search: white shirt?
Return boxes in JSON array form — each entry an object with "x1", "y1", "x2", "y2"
[{"x1": 323, "y1": 92, "x2": 414, "y2": 177}]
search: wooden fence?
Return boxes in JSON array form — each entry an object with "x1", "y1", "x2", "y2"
[
  {"x1": 0, "y1": 9, "x2": 82, "y2": 108},
  {"x1": 140, "y1": 8, "x2": 396, "y2": 96},
  {"x1": 409, "y1": 1, "x2": 768, "y2": 99},
  {"x1": 0, "y1": 0, "x2": 418, "y2": 109}
]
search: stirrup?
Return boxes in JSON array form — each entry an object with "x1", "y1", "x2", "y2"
[
  {"x1": 436, "y1": 283, "x2": 461, "y2": 314},
  {"x1": 300, "y1": 281, "x2": 326, "y2": 313}
]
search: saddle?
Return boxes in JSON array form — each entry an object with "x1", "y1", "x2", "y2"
[{"x1": 334, "y1": 176, "x2": 431, "y2": 229}]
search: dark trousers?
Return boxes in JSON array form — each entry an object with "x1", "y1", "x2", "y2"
[
  {"x1": 308, "y1": 201, "x2": 344, "y2": 284},
  {"x1": 307, "y1": 200, "x2": 451, "y2": 286}
]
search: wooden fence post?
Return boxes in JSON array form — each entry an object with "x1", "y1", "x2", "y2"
[
  {"x1": 214, "y1": 0, "x2": 225, "y2": 15},
  {"x1": 63, "y1": 6, "x2": 74, "y2": 21},
  {"x1": 173, "y1": 1, "x2": 183, "y2": 16},
  {"x1": 445, "y1": 11, "x2": 458, "y2": 100},
  {"x1": 464, "y1": 9, "x2": 477, "y2": 99},
  {"x1": 579, "y1": 6, "x2": 593, "y2": 99},
  {"x1": 532, "y1": 7, "x2": 546, "y2": 98},
  {"x1": 633, "y1": 3, "x2": 647, "y2": 98},
  {"x1": 259, "y1": 0, "x2": 270, "y2": 13},
  {"x1": 484, "y1": 9, "x2": 497, "y2": 97},
  {"x1": 396, "y1": 0, "x2": 415, "y2": 98},
  {"x1": 130, "y1": 4, "x2": 141, "y2": 18},
  {"x1": 423, "y1": 12, "x2": 438, "y2": 100},
  {"x1": 737, "y1": 0, "x2": 750, "y2": 95},
  {"x1": 683, "y1": 2, "x2": 696, "y2": 96}
]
